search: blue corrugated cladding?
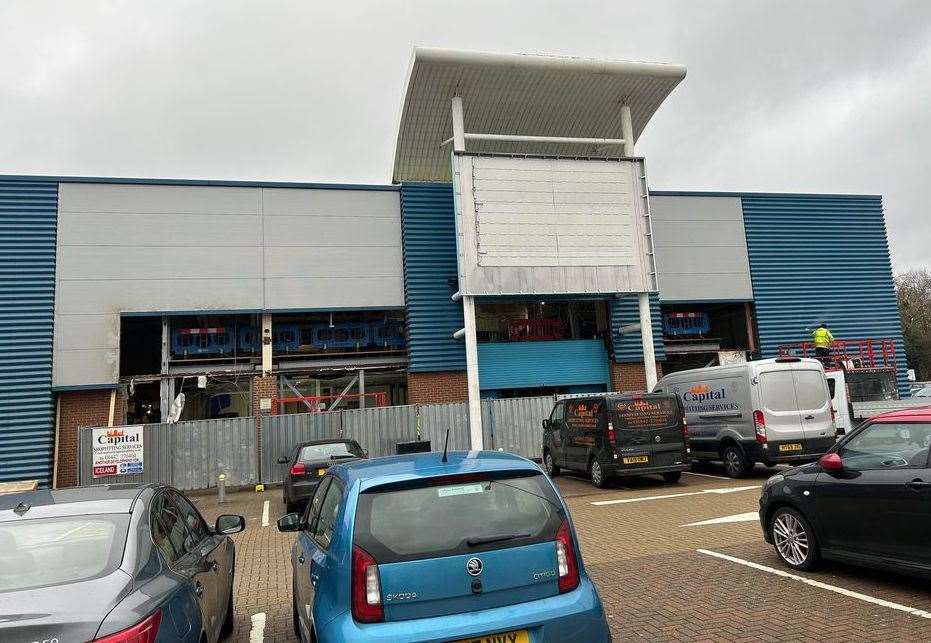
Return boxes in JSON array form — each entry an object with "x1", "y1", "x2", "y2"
[
  {"x1": 478, "y1": 339, "x2": 610, "y2": 390},
  {"x1": 400, "y1": 183, "x2": 466, "y2": 372},
  {"x1": 0, "y1": 178, "x2": 58, "y2": 485},
  {"x1": 611, "y1": 294, "x2": 666, "y2": 362},
  {"x1": 741, "y1": 194, "x2": 909, "y2": 396}
]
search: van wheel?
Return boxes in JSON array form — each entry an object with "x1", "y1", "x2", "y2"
[
  {"x1": 662, "y1": 471, "x2": 682, "y2": 484},
  {"x1": 770, "y1": 507, "x2": 820, "y2": 571},
  {"x1": 544, "y1": 451, "x2": 560, "y2": 477},
  {"x1": 589, "y1": 458, "x2": 607, "y2": 488},
  {"x1": 722, "y1": 445, "x2": 751, "y2": 478}
]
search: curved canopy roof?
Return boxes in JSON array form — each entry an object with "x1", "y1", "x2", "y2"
[{"x1": 392, "y1": 47, "x2": 686, "y2": 183}]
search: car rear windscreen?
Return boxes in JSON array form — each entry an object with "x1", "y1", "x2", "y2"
[
  {"x1": 0, "y1": 515, "x2": 130, "y2": 592},
  {"x1": 354, "y1": 473, "x2": 564, "y2": 564},
  {"x1": 611, "y1": 396, "x2": 681, "y2": 429},
  {"x1": 299, "y1": 442, "x2": 363, "y2": 462}
]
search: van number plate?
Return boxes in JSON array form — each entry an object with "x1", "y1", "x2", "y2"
[
  {"x1": 779, "y1": 443, "x2": 803, "y2": 453},
  {"x1": 623, "y1": 456, "x2": 649, "y2": 464}
]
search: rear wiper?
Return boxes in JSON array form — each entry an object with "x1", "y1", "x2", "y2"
[
  {"x1": 330, "y1": 454, "x2": 356, "y2": 460},
  {"x1": 466, "y1": 532, "x2": 531, "y2": 547}
]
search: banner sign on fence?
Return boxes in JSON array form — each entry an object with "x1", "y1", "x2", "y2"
[{"x1": 92, "y1": 425, "x2": 144, "y2": 477}]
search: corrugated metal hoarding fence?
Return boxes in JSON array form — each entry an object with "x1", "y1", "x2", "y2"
[
  {"x1": 78, "y1": 417, "x2": 257, "y2": 490},
  {"x1": 78, "y1": 395, "x2": 575, "y2": 491}
]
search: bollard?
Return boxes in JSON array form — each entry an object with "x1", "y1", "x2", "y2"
[{"x1": 218, "y1": 473, "x2": 226, "y2": 505}]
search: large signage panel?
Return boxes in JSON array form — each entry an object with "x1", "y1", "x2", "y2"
[
  {"x1": 452, "y1": 154, "x2": 656, "y2": 296},
  {"x1": 92, "y1": 425, "x2": 144, "y2": 477}
]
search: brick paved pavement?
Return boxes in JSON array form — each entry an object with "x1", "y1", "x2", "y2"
[{"x1": 190, "y1": 463, "x2": 931, "y2": 642}]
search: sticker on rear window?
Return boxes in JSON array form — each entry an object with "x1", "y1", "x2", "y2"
[{"x1": 437, "y1": 483, "x2": 485, "y2": 497}]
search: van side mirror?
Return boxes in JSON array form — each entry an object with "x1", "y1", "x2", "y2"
[{"x1": 819, "y1": 453, "x2": 843, "y2": 472}]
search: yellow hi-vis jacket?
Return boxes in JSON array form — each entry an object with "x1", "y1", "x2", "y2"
[{"x1": 811, "y1": 327, "x2": 834, "y2": 348}]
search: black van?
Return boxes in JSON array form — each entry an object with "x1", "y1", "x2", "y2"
[{"x1": 542, "y1": 393, "x2": 690, "y2": 488}]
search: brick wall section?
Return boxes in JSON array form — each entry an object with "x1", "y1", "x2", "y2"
[
  {"x1": 609, "y1": 361, "x2": 665, "y2": 393},
  {"x1": 56, "y1": 389, "x2": 123, "y2": 488},
  {"x1": 407, "y1": 371, "x2": 469, "y2": 404},
  {"x1": 251, "y1": 375, "x2": 277, "y2": 483}
]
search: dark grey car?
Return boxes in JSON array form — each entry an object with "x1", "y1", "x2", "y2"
[
  {"x1": 0, "y1": 483, "x2": 244, "y2": 643},
  {"x1": 277, "y1": 439, "x2": 366, "y2": 513}
]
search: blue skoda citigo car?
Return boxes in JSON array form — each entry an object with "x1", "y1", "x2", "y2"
[{"x1": 277, "y1": 450, "x2": 611, "y2": 642}]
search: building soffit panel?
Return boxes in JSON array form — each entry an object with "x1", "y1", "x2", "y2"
[{"x1": 393, "y1": 47, "x2": 687, "y2": 183}]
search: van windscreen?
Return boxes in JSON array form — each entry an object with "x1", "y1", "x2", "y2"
[{"x1": 611, "y1": 397, "x2": 680, "y2": 430}]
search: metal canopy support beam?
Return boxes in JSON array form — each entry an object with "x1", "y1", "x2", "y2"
[
  {"x1": 620, "y1": 103, "x2": 635, "y2": 157},
  {"x1": 261, "y1": 313, "x2": 273, "y2": 376},
  {"x1": 452, "y1": 95, "x2": 484, "y2": 450},
  {"x1": 441, "y1": 133, "x2": 627, "y2": 147}
]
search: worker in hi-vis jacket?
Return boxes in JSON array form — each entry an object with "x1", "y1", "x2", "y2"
[{"x1": 811, "y1": 322, "x2": 834, "y2": 358}]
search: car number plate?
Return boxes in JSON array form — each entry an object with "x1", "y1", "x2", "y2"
[
  {"x1": 317, "y1": 468, "x2": 327, "y2": 476},
  {"x1": 623, "y1": 455, "x2": 649, "y2": 464},
  {"x1": 453, "y1": 630, "x2": 529, "y2": 643},
  {"x1": 779, "y1": 443, "x2": 803, "y2": 452}
]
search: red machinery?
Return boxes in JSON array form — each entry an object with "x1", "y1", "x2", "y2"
[
  {"x1": 507, "y1": 318, "x2": 564, "y2": 342},
  {"x1": 778, "y1": 337, "x2": 897, "y2": 369}
]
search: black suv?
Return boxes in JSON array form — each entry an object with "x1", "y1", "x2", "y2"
[
  {"x1": 278, "y1": 439, "x2": 367, "y2": 512},
  {"x1": 542, "y1": 393, "x2": 690, "y2": 487}
]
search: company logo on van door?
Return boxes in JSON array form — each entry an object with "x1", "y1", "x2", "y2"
[
  {"x1": 683, "y1": 384, "x2": 725, "y2": 403},
  {"x1": 680, "y1": 384, "x2": 740, "y2": 412}
]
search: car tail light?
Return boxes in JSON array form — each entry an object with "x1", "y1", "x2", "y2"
[
  {"x1": 290, "y1": 463, "x2": 306, "y2": 476},
  {"x1": 607, "y1": 421, "x2": 616, "y2": 444},
  {"x1": 352, "y1": 545, "x2": 383, "y2": 623},
  {"x1": 681, "y1": 417, "x2": 689, "y2": 439},
  {"x1": 94, "y1": 610, "x2": 162, "y2": 643},
  {"x1": 753, "y1": 410, "x2": 767, "y2": 444},
  {"x1": 555, "y1": 519, "x2": 580, "y2": 593}
]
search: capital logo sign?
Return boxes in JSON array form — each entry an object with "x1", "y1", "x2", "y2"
[
  {"x1": 91, "y1": 425, "x2": 144, "y2": 479},
  {"x1": 683, "y1": 384, "x2": 726, "y2": 402}
]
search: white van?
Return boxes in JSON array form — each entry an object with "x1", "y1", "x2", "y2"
[{"x1": 652, "y1": 357, "x2": 835, "y2": 477}]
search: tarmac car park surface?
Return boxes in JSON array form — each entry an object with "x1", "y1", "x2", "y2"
[{"x1": 190, "y1": 464, "x2": 931, "y2": 643}]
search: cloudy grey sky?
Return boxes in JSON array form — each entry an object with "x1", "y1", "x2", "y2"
[{"x1": 2, "y1": 0, "x2": 928, "y2": 271}]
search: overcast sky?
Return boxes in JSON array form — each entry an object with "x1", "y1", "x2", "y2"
[{"x1": 2, "y1": 0, "x2": 928, "y2": 271}]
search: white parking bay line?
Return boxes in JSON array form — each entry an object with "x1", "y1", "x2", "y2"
[
  {"x1": 250, "y1": 612, "x2": 267, "y2": 642},
  {"x1": 591, "y1": 485, "x2": 759, "y2": 506},
  {"x1": 683, "y1": 470, "x2": 730, "y2": 480},
  {"x1": 683, "y1": 511, "x2": 759, "y2": 527},
  {"x1": 261, "y1": 500, "x2": 270, "y2": 527},
  {"x1": 697, "y1": 549, "x2": 931, "y2": 619}
]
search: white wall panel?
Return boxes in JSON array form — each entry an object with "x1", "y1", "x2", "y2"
[
  {"x1": 54, "y1": 183, "x2": 403, "y2": 387},
  {"x1": 455, "y1": 155, "x2": 654, "y2": 295}
]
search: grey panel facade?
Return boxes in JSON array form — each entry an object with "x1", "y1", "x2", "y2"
[
  {"x1": 650, "y1": 196, "x2": 753, "y2": 302},
  {"x1": 55, "y1": 183, "x2": 403, "y2": 388}
]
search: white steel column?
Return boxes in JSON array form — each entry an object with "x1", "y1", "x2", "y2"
[
  {"x1": 452, "y1": 95, "x2": 484, "y2": 450},
  {"x1": 620, "y1": 103, "x2": 635, "y2": 157},
  {"x1": 261, "y1": 313, "x2": 273, "y2": 376},
  {"x1": 638, "y1": 293, "x2": 657, "y2": 391},
  {"x1": 623, "y1": 103, "x2": 656, "y2": 390}
]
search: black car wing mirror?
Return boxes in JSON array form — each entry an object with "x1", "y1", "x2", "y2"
[
  {"x1": 215, "y1": 514, "x2": 245, "y2": 535},
  {"x1": 542, "y1": 419, "x2": 550, "y2": 430},
  {"x1": 277, "y1": 513, "x2": 302, "y2": 533},
  {"x1": 277, "y1": 456, "x2": 288, "y2": 464}
]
